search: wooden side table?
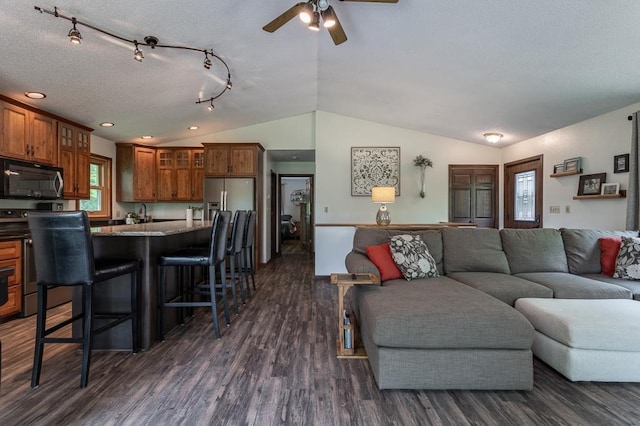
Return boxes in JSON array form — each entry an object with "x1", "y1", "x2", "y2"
[{"x1": 330, "y1": 273, "x2": 380, "y2": 359}]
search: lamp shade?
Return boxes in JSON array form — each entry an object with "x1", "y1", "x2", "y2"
[{"x1": 371, "y1": 186, "x2": 396, "y2": 203}]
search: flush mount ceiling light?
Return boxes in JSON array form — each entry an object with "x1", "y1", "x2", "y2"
[
  {"x1": 34, "y1": 6, "x2": 233, "y2": 107},
  {"x1": 264, "y1": 0, "x2": 398, "y2": 46},
  {"x1": 100, "y1": 122, "x2": 115, "y2": 127},
  {"x1": 188, "y1": 126, "x2": 199, "y2": 130},
  {"x1": 484, "y1": 132, "x2": 503, "y2": 143},
  {"x1": 24, "y1": 92, "x2": 46, "y2": 99},
  {"x1": 141, "y1": 135, "x2": 153, "y2": 139}
]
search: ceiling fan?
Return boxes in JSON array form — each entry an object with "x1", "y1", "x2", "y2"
[{"x1": 263, "y1": 0, "x2": 398, "y2": 46}]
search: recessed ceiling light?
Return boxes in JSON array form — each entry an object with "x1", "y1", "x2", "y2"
[
  {"x1": 24, "y1": 91, "x2": 46, "y2": 99},
  {"x1": 100, "y1": 122, "x2": 115, "y2": 127},
  {"x1": 188, "y1": 126, "x2": 199, "y2": 130},
  {"x1": 141, "y1": 135, "x2": 153, "y2": 139}
]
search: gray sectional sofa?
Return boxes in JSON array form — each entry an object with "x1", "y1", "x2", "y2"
[{"x1": 344, "y1": 226, "x2": 639, "y2": 390}]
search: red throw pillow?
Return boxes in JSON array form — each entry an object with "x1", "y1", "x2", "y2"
[
  {"x1": 365, "y1": 242, "x2": 403, "y2": 282},
  {"x1": 599, "y1": 237, "x2": 622, "y2": 276}
]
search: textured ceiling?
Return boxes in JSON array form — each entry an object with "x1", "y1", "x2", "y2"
[{"x1": 1, "y1": 1, "x2": 640, "y2": 148}]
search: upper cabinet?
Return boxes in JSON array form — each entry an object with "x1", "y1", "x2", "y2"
[
  {"x1": 202, "y1": 143, "x2": 264, "y2": 177},
  {"x1": 0, "y1": 100, "x2": 57, "y2": 165},
  {"x1": 157, "y1": 149, "x2": 193, "y2": 201},
  {"x1": 59, "y1": 123, "x2": 91, "y2": 199},
  {"x1": 116, "y1": 144, "x2": 157, "y2": 202}
]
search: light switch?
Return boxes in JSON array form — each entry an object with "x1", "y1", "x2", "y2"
[{"x1": 565, "y1": 205, "x2": 571, "y2": 214}]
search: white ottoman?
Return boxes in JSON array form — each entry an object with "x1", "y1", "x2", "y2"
[{"x1": 515, "y1": 298, "x2": 640, "y2": 382}]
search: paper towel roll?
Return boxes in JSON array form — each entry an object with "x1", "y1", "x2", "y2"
[{"x1": 186, "y1": 208, "x2": 193, "y2": 221}]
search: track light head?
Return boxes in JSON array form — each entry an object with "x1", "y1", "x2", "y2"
[
  {"x1": 208, "y1": 100, "x2": 214, "y2": 111},
  {"x1": 299, "y1": 2, "x2": 314, "y2": 24},
  {"x1": 308, "y1": 11, "x2": 321, "y2": 31},
  {"x1": 133, "y1": 41, "x2": 144, "y2": 62},
  {"x1": 203, "y1": 52, "x2": 212, "y2": 69},
  {"x1": 68, "y1": 17, "x2": 82, "y2": 44},
  {"x1": 226, "y1": 79, "x2": 232, "y2": 90}
]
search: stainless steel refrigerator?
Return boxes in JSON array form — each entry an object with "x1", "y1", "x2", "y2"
[{"x1": 204, "y1": 177, "x2": 255, "y2": 219}]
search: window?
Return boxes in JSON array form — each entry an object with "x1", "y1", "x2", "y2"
[
  {"x1": 514, "y1": 170, "x2": 536, "y2": 221},
  {"x1": 78, "y1": 155, "x2": 112, "y2": 218}
]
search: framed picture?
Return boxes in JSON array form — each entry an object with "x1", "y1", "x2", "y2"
[
  {"x1": 351, "y1": 147, "x2": 400, "y2": 196},
  {"x1": 563, "y1": 157, "x2": 582, "y2": 173},
  {"x1": 553, "y1": 163, "x2": 565, "y2": 174},
  {"x1": 577, "y1": 173, "x2": 606, "y2": 196},
  {"x1": 601, "y1": 182, "x2": 620, "y2": 195},
  {"x1": 614, "y1": 154, "x2": 629, "y2": 174}
]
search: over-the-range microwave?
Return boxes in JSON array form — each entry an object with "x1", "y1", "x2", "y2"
[{"x1": 1, "y1": 157, "x2": 64, "y2": 199}]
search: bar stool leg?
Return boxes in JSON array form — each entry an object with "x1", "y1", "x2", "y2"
[
  {"x1": 158, "y1": 266, "x2": 166, "y2": 341},
  {"x1": 236, "y1": 252, "x2": 247, "y2": 305},
  {"x1": 80, "y1": 285, "x2": 93, "y2": 388},
  {"x1": 207, "y1": 265, "x2": 221, "y2": 338},
  {"x1": 229, "y1": 256, "x2": 239, "y2": 315},
  {"x1": 131, "y1": 269, "x2": 139, "y2": 354},
  {"x1": 31, "y1": 285, "x2": 48, "y2": 388}
]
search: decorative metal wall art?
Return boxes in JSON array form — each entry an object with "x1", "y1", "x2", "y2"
[{"x1": 351, "y1": 147, "x2": 400, "y2": 196}]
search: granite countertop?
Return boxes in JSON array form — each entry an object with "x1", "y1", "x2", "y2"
[{"x1": 91, "y1": 220, "x2": 212, "y2": 237}]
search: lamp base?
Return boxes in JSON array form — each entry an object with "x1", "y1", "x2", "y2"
[{"x1": 376, "y1": 204, "x2": 391, "y2": 226}]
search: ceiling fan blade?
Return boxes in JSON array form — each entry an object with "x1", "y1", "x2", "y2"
[
  {"x1": 339, "y1": 0, "x2": 398, "y2": 3},
  {"x1": 263, "y1": 2, "x2": 306, "y2": 33},
  {"x1": 327, "y1": 12, "x2": 347, "y2": 45}
]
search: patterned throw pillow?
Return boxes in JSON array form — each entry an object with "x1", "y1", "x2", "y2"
[
  {"x1": 389, "y1": 234, "x2": 439, "y2": 280},
  {"x1": 613, "y1": 236, "x2": 640, "y2": 280}
]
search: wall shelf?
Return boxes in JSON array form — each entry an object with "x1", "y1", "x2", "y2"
[
  {"x1": 573, "y1": 190, "x2": 626, "y2": 200},
  {"x1": 550, "y1": 169, "x2": 582, "y2": 178}
]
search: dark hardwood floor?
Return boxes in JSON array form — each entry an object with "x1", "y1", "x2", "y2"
[{"x1": 1, "y1": 252, "x2": 640, "y2": 425}]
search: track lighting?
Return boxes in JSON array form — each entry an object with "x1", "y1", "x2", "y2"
[
  {"x1": 35, "y1": 6, "x2": 233, "y2": 107},
  {"x1": 322, "y1": 6, "x2": 336, "y2": 28},
  {"x1": 68, "y1": 17, "x2": 82, "y2": 44},
  {"x1": 196, "y1": 97, "x2": 218, "y2": 112},
  {"x1": 133, "y1": 41, "x2": 144, "y2": 62},
  {"x1": 208, "y1": 100, "x2": 215, "y2": 111},
  {"x1": 299, "y1": 2, "x2": 314, "y2": 23},
  {"x1": 308, "y1": 11, "x2": 321, "y2": 31}
]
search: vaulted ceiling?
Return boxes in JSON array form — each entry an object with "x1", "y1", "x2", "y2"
[{"x1": 1, "y1": 1, "x2": 639, "y2": 147}]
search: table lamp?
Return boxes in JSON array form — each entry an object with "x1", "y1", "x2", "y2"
[{"x1": 371, "y1": 186, "x2": 395, "y2": 226}]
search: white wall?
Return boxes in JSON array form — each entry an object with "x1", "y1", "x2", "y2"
[
  {"x1": 314, "y1": 111, "x2": 502, "y2": 275},
  {"x1": 502, "y1": 102, "x2": 640, "y2": 230},
  {"x1": 281, "y1": 178, "x2": 307, "y2": 221}
]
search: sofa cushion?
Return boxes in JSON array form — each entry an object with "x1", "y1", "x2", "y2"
[
  {"x1": 441, "y1": 228, "x2": 510, "y2": 274},
  {"x1": 560, "y1": 228, "x2": 639, "y2": 274},
  {"x1": 352, "y1": 228, "x2": 444, "y2": 275},
  {"x1": 447, "y1": 272, "x2": 553, "y2": 306},
  {"x1": 365, "y1": 242, "x2": 403, "y2": 282},
  {"x1": 515, "y1": 272, "x2": 632, "y2": 299},
  {"x1": 613, "y1": 236, "x2": 640, "y2": 280},
  {"x1": 583, "y1": 273, "x2": 640, "y2": 301},
  {"x1": 389, "y1": 234, "x2": 438, "y2": 280},
  {"x1": 500, "y1": 229, "x2": 568, "y2": 274},
  {"x1": 599, "y1": 237, "x2": 622, "y2": 276},
  {"x1": 354, "y1": 276, "x2": 534, "y2": 350}
]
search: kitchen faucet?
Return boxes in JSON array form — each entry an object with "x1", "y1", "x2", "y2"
[{"x1": 139, "y1": 203, "x2": 147, "y2": 223}]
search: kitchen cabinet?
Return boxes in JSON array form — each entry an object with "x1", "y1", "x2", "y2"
[
  {"x1": 0, "y1": 100, "x2": 57, "y2": 165},
  {"x1": 116, "y1": 144, "x2": 157, "y2": 202},
  {"x1": 191, "y1": 149, "x2": 204, "y2": 201},
  {"x1": 203, "y1": 143, "x2": 263, "y2": 177},
  {"x1": 59, "y1": 123, "x2": 91, "y2": 199},
  {"x1": 157, "y1": 149, "x2": 193, "y2": 201},
  {"x1": 0, "y1": 240, "x2": 22, "y2": 318}
]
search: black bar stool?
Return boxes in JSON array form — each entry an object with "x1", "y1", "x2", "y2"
[
  {"x1": 27, "y1": 211, "x2": 141, "y2": 389},
  {"x1": 157, "y1": 210, "x2": 231, "y2": 339},
  {"x1": 241, "y1": 210, "x2": 257, "y2": 296},
  {"x1": 226, "y1": 210, "x2": 248, "y2": 312}
]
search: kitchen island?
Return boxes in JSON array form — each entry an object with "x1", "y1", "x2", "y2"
[{"x1": 77, "y1": 220, "x2": 212, "y2": 350}]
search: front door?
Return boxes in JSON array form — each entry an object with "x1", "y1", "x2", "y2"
[
  {"x1": 504, "y1": 155, "x2": 543, "y2": 229},
  {"x1": 449, "y1": 165, "x2": 498, "y2": 228}
]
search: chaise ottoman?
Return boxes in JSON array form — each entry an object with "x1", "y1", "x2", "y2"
[{"x1": 515, "y1": 298, "x2": 640, "y2": 382}]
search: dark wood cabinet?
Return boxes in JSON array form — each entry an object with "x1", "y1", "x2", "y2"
[
  {"x1": 203, "y1": 143, "x2": 262, "y2": 177},
  {"x1": 116, "y1": 144, "x2": 157, "y2": 202},
  {"x1": 0, "y1": 100, "x2": 57, "y2": 165},
  {"x1": 157, "y1": 149, "x2": 194, "y2": 201},
  {"x1": 59, "y1": 123, "x2": 91, "y2": 199},
  {"x1": 0, "y1": 240, "x2": 22, "y2": 318}
]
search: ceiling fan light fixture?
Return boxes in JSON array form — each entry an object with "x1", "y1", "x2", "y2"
[
  {"x1": 299, "y1": 2, "x2": 314, "y2": 23},
  {"x1": 322, "y1": 6, "x2": 336, "y2": 28},
  {"x1": 308, "y1": 11, "x2": 321, "y2": 31}
]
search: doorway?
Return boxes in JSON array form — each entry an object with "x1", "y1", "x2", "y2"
[
  {"x1": 504, "y1": 155, "x2": 544, "y2": 229},
  {"x1": 277, "y1": 174, "x2": 314, "y2": 255}
]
